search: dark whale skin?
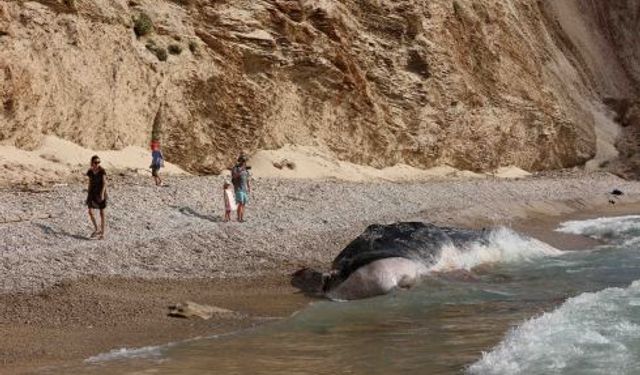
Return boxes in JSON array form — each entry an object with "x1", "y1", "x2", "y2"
[
  {"x1": 292, "y1": 222, "x2": 490, "y2": 297},
  {"x1": 330, "y1": 222, "x2": 488, "y2": 284}
]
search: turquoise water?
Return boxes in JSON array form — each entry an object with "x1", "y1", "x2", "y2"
[{"x1": 60, "y1": 216, "x2": 640, "y2": 374}]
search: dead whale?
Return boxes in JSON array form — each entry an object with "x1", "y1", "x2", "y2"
[{"x1": 292, "y1": 222, "x2": 490, "y2": 300}]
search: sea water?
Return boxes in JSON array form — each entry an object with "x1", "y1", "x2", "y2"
[{"x1": 56, "y1": 216, "x2": 640, "y2": 374}]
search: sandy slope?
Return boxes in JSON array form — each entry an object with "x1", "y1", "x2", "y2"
[
  {"x1": 248, "y1": 145, "x2": 529, "y2": 181},
  {"x1": 1, "y1": 137, "x2": 532, "y2": 185},
  {"x1": 0, "y1": 135, "x2": 187, "y2": 185}
]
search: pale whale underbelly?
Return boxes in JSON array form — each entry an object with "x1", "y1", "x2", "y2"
[{"x1": 326, "y1": 257, "x2": 425, "y2": 301}]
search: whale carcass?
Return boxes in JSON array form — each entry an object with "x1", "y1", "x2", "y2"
[{"x1": 292, "y1": 222, "x2": 489, "y2": 300}]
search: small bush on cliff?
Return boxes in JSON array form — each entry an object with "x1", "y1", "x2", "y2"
[
  {"x1": 453, "y1": 1, "x2": 462, "y2": 15},
  {"x1": 146, "y1": 42, "x2": 168, "y2": 61},
  {"x1": 188, "y1": 41, "x2": 198, "y2": 54},
  {"x1": 134, "y1": 13, "x2": 154, "y2": 37},
  {"x1": 168, "y1": 44, "x2": 183, "y2": 55},
  {"x1": 155, "y1": 47, "x2": 168, "y2": 61},
  {"x1": 64, "y1": 0, "x2": 76, "y2": 9}
]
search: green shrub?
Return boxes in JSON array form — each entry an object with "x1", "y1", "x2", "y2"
[
  {"x1": 453, "y1": 0, "x2": 462, "y2": 15},
  {"x1": 64, "y1": 0, "x2": 76, "y2": 9},
  {"x1": 133, "y1": 13, "x2": 153, "y2": 37},
  {"x1": 154, "y1": 47, "x2": 168, "y2": 61},
  {"x1": 146, "y1": 43, "x2": 168, "y2": 61},
  {"x1": 168, "y1": 44, "x2": 183, "y2": 55},
  {"x1": 188, "y1": 41, "x2": 198, "y2": 54}
]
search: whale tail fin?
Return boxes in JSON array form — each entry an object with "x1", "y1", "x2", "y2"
[{"x1": 291, "y1": 268, "x2": 327, "y2": 297}]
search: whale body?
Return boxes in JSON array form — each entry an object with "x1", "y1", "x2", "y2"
[{"x1": 292, "y1": 222, "x2": 489, "y2": 300}]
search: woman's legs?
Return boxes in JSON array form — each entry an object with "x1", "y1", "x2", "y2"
[
  {"x1": 99, "y1": 209, "x2": 106, "y2": 239},
  {"x1": 88, "y1": 208, "x2": 98, "y2": 235}
]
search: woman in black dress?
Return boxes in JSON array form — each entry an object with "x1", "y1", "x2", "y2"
[{"x1": 86, "y1": 155, "x2": 107, "y2": 239}]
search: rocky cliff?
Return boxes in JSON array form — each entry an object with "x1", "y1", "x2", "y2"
[{"x1": 1, "y1": 0, "x2": 638, "y2": 174}]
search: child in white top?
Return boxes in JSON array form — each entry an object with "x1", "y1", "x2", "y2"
[{"x1": 223, "y1": 181, "x2": 237, "y2": 222}]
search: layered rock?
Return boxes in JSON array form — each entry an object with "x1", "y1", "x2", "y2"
[
  {"x1": 0, "y1": 0, "x2": 638, "y2": 174},
  {"x1": 607, "y1": 98, "x2": 640, "y2": 179}
]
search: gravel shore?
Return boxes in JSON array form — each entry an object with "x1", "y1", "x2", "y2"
[
  {"x1": 2, "y1": 171, "x2": 640, "y2": 294},
  {"x1": 2, "y1": 172, "x2": 640, "y2": 373}
]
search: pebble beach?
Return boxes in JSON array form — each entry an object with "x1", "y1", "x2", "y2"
[{"x1": 2, "y1": 171, "x2": 640, "y2": 373}]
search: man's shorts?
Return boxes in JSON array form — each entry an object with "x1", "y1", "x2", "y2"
[
  {"x1": 151, "y1": 167, "x2": 160, "y2": 177},
  {"x1": 235, "y1": 190, "x2": 249, "y2": 205}
]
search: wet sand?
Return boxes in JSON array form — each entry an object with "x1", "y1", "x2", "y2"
[
  {"x1": 2, "y1": 172, "x2": 640, "y2": 374},
  {"x1": 0, "y1": 275, "x2": 310, "y2": 374}
]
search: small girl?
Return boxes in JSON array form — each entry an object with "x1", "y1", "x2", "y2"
[{"x1": 223, "y1": 181, "x2": 237, "y2": 222}]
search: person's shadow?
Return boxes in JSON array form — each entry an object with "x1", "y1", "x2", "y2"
[
  {"x1": 171, "y1": 206, "x2": 221, "y2": 223},
  {"x1": 34, "y1": 223, "x2": 91, "y2": 240}
]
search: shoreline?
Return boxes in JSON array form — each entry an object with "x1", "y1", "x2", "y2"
[
  {"x1": 2, "y1": 173, "x2": 640, "y2": 373},
  {"x1": 0, "y1": 275, "x2": 310, "y2": 374}
]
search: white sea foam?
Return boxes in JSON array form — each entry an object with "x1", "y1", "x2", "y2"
[
  {"x1": 556, "y1": 215, "x2": 640, "y2": 241},
  {"x1": 85, "y1": 333, "x2": 226, "y2": 364},
  {"x1": 85, "y1": 345, "x2": 166, "y2": 363},
  {"x1": 430, "y1": 227, "x2": 562, "y2": 272},
  {"x1": 468, "y1": 280, "x2": 640, "y2": 375}
]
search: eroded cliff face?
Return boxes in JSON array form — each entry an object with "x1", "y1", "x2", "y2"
[
  {"x1": 0, "y1": 0, "x2": 638, "y2": 174},
  {"x1": 608, "y1": 98, "x2": 640, "y2": 179}
]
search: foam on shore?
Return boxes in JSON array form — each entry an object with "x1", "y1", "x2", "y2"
[
  {"x1": 430, "y1": 227, "x2": 562, "y2": 272},
  {"x1": 468, "y1": 280, "x2": 640, "y2": 374},
  {"x1": 556, "y1": 215, "x2": 640, "y2": 242}
]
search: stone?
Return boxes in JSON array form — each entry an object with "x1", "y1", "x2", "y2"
[{"x1": 168, "y1": 301, "x2": 233, "y2": 320}]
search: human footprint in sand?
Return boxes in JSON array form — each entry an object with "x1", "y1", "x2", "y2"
[{"x1": 86, "y1": 155, "x2": 107, "y2": 240}]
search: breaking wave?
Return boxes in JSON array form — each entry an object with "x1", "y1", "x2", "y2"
[
  {"x1": 468, "y1": 280, "x2": 640, "y2": 375},
  {"x1": 429, "y1": 227, "x2": 562, "y2": 272},
  {"x1": 556, "y1": 215, "x2": 640, "y2": 245}
]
